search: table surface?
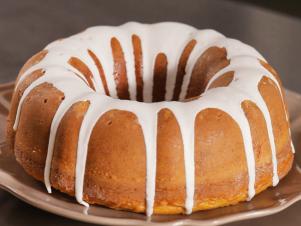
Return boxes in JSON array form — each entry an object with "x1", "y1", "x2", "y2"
[{"x1": 1, "y1": 0, "x2": 301, "y2": 225}]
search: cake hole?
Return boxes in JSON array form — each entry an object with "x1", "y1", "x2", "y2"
[
  {"x1": 44, "y1": 99, "x2": 48, "y2": 103},
  {"x1": 61, "y1": 96, "x2": 65, "y2": 101},
  {"x1": 107, "y1": 120, "x2": 113, "y2": 126},
  {"x1": 70, "y1": 38, "x2": 230, "y2": 103}
]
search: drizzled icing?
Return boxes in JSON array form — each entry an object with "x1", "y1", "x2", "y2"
[{"x1": 12, "y1": 22, "x2": 294, "y2": 216}]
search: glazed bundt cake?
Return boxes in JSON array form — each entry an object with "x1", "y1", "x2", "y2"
[{"x1": 6, "y1": 22, "x2": 294, "y2": 215}]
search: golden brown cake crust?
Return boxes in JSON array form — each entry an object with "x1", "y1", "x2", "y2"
[
  {"x1": 6, "y1": 26, "x2": 294, "y2": 215},
  {"x1": 7, "y1": 77, "x2": 294, "y2": 214}
]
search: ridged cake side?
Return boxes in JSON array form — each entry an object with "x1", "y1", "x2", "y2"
[{"x1": 6, "y1": 22, "x2": 294, "y2": 215}]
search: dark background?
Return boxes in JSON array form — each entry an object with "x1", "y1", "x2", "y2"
[
  {"x1": 1, "y1": 0, "x2": 301, "y2": 225},
  {"x1": 233, "y1": 0, "x2": 301, "y2": 18}
]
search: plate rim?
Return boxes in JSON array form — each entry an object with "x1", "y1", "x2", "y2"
[{"x1": 1, "y1": 160, "x2": 301, "y2": 226}]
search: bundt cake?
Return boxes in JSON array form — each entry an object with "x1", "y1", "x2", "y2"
[{"x1": 6, "y1": 22, "x2": 294, "y2": 215}]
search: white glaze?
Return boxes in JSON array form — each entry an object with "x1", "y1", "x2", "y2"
[{"x1": 12, "y1": 22, "x2": 293, "y2": 216}]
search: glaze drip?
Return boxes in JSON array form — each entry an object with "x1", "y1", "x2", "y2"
[{"x1": 12, "y1": 22, "x2": 294, "y2": 216}]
